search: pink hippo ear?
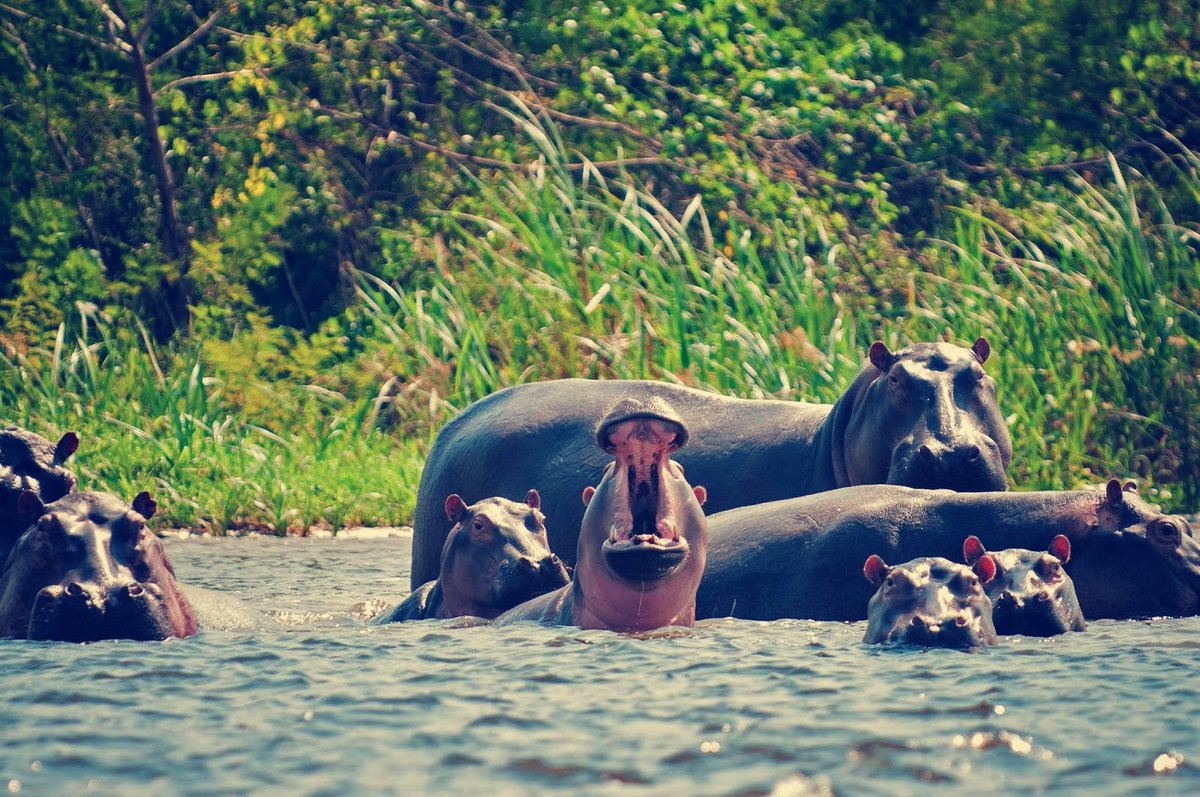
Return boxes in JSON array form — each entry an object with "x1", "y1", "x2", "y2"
[
  {"x1": 972, "y1": 337, "x2": 991, "y2": 365},
  {"x1": 132, "y1": 491, "x2": 157, "y2": 520},
  {"x1": 17, "y1": 490, "x2": 43, "y2": 516},
  {"x1": 581, "y1": 486, "x2": 596, "y2": 507},
  {"x1": 863, "y1": 554, "x2": 890, "y2": 586},
  {"x1": 444, "y1": 494, "x2": 469, "y2": 524},
  {"x1": 963, "y1": 535, "x2": 987, "y2": 565},
  {"x1": 524, "y1": 489, "x2": 541, "y2": 510},
  {"x1": 868, "y1": 341, "x2": 895, "y2": 373},
  {"x1": 1105, "y1": 479, "x2": 1125, "y2": 506},
  {"x1": 692, "y1": 486, "x2": 707, "y2": 507},
  {"x1": 972, "y1": 554, "x2": 997, "y2": 585},
  {"x1": 54, "y1": 432, "x2": 79, "y2": 463},
  {"x1": 1048, "y1": 534, "x2": 1071, "y2": 564}
]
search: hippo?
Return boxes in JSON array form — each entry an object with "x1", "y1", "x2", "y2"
[
  {"x1": 374, "y1": 490, "x2": 569, "y2": 622},
  {"x1": 0, "y1": 491, "x2": 197, "y2": 641},
  {"x1": 863, "y1": 554, "x2": 999, "y2": 648},
  {"x1": 1, "y1": 427, "x2": 79, "y2": 561},
  {"x1": 410, "y1": 338, "x2": 1011, "y2": 586},
  {"x1": 697, "y1": 480, "x2": 1199, "y2": 622},
  {"x1": 963, "y1": 535, "x2": 1086, "y2": 636},
  {"x1": 495, "y1": 397, "x2": 708, "y2": 631}
]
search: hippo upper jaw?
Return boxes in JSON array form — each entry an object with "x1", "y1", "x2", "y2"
[
  {"x1": 27, "y1": 580, "x2": 181, "y2": 642},
  {"x1": 886, "y1": 433, "x2": 1008, "y2": 492}
]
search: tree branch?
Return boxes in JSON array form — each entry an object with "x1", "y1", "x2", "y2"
[
  {"x1": 0, "y1": 2, "x2": 128, "y2": 52},
  {"x1": 85, "y1": 0, "x2": 127, "y2": 32},
  {"x1": 154, "y1": 68, "x2": 263, "y2": 95},
  {"x1": 148, "y1": 4, "x2": 226, "y2": 72}
]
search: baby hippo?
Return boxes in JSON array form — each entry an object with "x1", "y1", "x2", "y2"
[
  {"x1": 375, "y1": 490, "x2": 569, "y2": 622},
  {"x1": 963, "y1": 535, "x2": 1085, "y2": 636},
  {"x1": 863, "y1": 554, "x2": 998, "y2": 648},
  {"x1": 0, "y1": 491, "x2": 197, "y2": 642},
  {"x1": 1, "y1": 427, "x2": 79, "y2": 561}
]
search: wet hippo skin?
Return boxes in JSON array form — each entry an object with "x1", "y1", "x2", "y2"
[
  {"x1": 863, "y1": 555, "x2": 999, "y2": 648},
  {"x1": 963, "y1": 535, "x2": 1086, "y2": 636},
  {"x1": 411, "y1": 339, "x2": 1011, "y2": 587},
  {"x1": 697, "y1": 480, "x2": 1199, "y2": 622},
  {"x1": 0, "y1": 427, "x2": 78, "y2": 562}
]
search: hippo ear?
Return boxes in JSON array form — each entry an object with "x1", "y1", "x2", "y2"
[
  {"x1": 17, "y1": 490, "x2": 43, "y2": 517},
  {"x1": 132, "y1": 491, "x2": 157, "y2": 520},
  {"x1": 1048, "y1": 534, "x2": 1071, "y2": 564},
  {"x1": 54, "y1": 432, "x2": 79, "y2": 463},
  {"x1": 972, "y1": 554, "x2": 997, "y2": 586},
  {"x1": 525, "y1": 489, "x2": 541, "y2": 510},
  {"x1": 1122, "y1": 480, "x2": 1137, "y2": 493},
  {"x1": 1105, "y1": 479, "x2": 1124, "y2": 506},
  {"x1": 962, "y1": 535, "x2": 987, "y2": 565},
  {"x1": 863, "y1": 554, "x2": 890, "y2": 586},
  {"x1": 581, "y1": 486, "x2": 595, "y2": 507},
  {"x1": 692, "y1": 485, "x2": 707, "y2": 507},
  {"x1": 868, "y1": 341, "x2": 895, "y2": 373},
  {"x1": 971, "y1": 337, "x2": 991, "y2": 365},
  {"x1": 444, "y1": 494, "x2": 469, "y2": 524}
]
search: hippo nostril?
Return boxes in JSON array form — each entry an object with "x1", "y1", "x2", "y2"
[
  {"x1": 126, "y1": 583, "x2": 144, "y2": 598},
  {"x1": 65, "y1": 582, "x2": 84, "y2": 598},
  {"x1": 1036, "y1": 591, "x2": 1052, "y2": 602},
  {"x1": 964, "y1": 444, "x2": 981, "y2": 462},
  {"x1": 919, "y1": 444, "x2": 936, "y2": 463},
  {"x1": 955, "y1": 615, "x2": 969, "y2": 626},
  {"x1": 910, "y1": 615, "x2": 926, "y2": 629}
]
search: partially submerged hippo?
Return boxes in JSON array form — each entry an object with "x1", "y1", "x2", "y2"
[
  {"x1": 374, "y1": 490, "x2": 569, "y2": 622},
  {"x1": 963, "y1": 535, "x2": 1086, "y2": 636},
  {"x1": 697, "y1": 480, "x2": 1199, "y2": 622},
  {"x1": 863, "y1": 555, "x2": 999, "y2": 648},
  {"x1": 0, "y1": 491, "x2": 197, "y2": 641},
  {"x1": 411, "y1": 339, "x2": 1011, "y2": 586},
  {"x1": 496, "y1": 397, "x2": 708, "y2": 631},
  {"x1": 1, "y1": 427, "x2": 78, "y2": 561}
]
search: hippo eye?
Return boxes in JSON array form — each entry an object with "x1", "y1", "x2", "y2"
[
  {"x1": 473, "y1": 519, "x2": 485, "y2": 532},
  {"x1": 888, "y1": 373, "x2": 900, "y2": 387},
  {"x1": 1150, "y1": 519, "x2": 1183, "y2": 546},
  {"x1": 524, "y1": 513, "x2": 543, "y2": 532},
  {"x1": 1038, "y1": 557, "x2": 1063, "y2": 581}
]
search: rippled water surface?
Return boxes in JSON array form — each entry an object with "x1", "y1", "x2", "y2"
[{"x1": 2, "y1": 533, "x2": 1198, "y2": 795}]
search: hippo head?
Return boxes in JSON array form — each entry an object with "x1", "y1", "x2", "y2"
[
  {"x1": 963, "y1": 535, "x2": 1085, "y2": 636},
  {"x1": 0, "y1": 491, "x2": 197, "y2": 642},
  {"x1": 1, "y1": 428, "x2": 79, "y2": 553},
  {"x1": 1066, "y1": 479, "x2": 1200, "y2": 619},
  {"x1": 574, "y1": 397, "x2": 708, "y2": 630},
  {"x1": 438, "y1": 489, "x2": 570, "y2": 618},
  {"x1": 834, "y1": 339, "x2": 1011, "y2": 492},
  {"x1": 863, "y1": 555, "x2": 999, "y2": 648}
]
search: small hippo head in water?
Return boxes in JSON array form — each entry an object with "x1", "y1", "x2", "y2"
[
  {"x1": 1066, "y1": 479, "x2": 1200, "y2": 619},
  {"x1": 1, "y1": 428, "x2": 79, "y2": 553},
  {"x1": 0, "y1": 491, "x2": 196, "y2": 642},
  {"x1": 963, "y1": 535, "x2": 1085, "y2": 636},
  {"x1": 575, "y1": 397, "x2": 708, "y2": 630},
  {"x1": 438, "y1": 490, "x2": 570, "y2": 618},
  {"x1": 835, "y1": 339, "x2": 1011, "y2": 492},
  {"x1": 863, "y1": 554, "x2": 999, "y2": 648}
]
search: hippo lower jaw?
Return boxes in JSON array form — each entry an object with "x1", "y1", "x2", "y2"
[
  {"x1": 28, "y1": 581, "x2": 178, "y2": 642},
  {"x1": 892, "y1": 614, "x2": 993, "y2": 649}
]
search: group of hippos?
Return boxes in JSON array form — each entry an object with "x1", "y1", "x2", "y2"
[{"x1": 1, "y1": 338, "x2": 1197, "y2": 648}]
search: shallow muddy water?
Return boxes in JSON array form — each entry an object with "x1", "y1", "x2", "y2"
[{"x1": 1, "y1": 532, "x2": 1197, "y2": 795}]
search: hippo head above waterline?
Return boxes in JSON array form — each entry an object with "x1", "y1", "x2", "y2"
[
  {"x1": 963, "y1": 534, "x2": 1086, "y2": 636},
  {"x1": 1, "y1": 427, "x2": 79, "y2": 559},
  {"x1": 863, "y1": 554, "x2": 999, "y2": 649}
]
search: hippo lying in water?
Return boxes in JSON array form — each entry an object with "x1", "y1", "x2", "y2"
[
  {"x1": 863, "y1": 555, "x2": 999, "y2": 648},
  {"x1": 1, "y1": 427, "x2": 79, "y2": 561},
  {"x1": 697, "y1": 480, "x2": 1199, "y2": 622},
  {"x1": 496, "y1": 397, "x2": 708, "y2": 631},
  {"x1": 963, "y1": 535, "x2": 1086, "y2": 636},
  {"x1": 374, "y1": 490, "x2": 569, "y2": 622},
  {"x1": 0, "y1": 491, "x2": 197, "y2": 641},
  {"x1": 410, "y1": 339, "x2": 1011, "y2": 587}
]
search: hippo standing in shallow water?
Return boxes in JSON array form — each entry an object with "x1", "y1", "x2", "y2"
[
  {"x1": 374, "y1": 490, "x2": 569, "y2": 622},
  {"x1": 1, "y1": 427, "x2": 79, "y2": 561},
  {"x1": 496, "y1": 398, "x2": 708, "y2": 632},
  {"x1": 863, "y1": 555, "x2": 999, "y2": 648},
  {"x1": 963, "y1": 535, "x2": 1086, "y2": 636},
  {"x1": 0, "y1": 491, "x2": 196, "y2": 641},
  {"x1": 411, "y1": 339, "x2": 1011, "y2": 586},
  {"x1": 697, "y1": 480, "x2": 1199, "y2": 622}
]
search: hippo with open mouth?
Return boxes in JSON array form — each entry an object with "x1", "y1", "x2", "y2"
[
  {"x1": 409, "y1": 338, "x2": 1011, "y2": 587},
  {"x1": 0, "y1": 491, "x2": 197, "y2": 642},
  {"x1": 963, "y1": 535, "x2": 1086, "y2": 636},
  {"x1": 495, "y1": 397, "x2": 708, "y2": 631},
  {"x1": 863, "y1": 554, "x2": 999, "y2": 648},
  {"x1": 1, "y1": 427, "x2": 79, "y2": 562},
  {"x1": 374, "y1": 490, "x2": 569, "y2": 622}
]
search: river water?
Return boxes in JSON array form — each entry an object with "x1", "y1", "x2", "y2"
[{"x1": 1, "y1": 532, "x2": 1197, "y2": 795}]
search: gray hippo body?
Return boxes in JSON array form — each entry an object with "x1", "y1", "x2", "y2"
[
  {"x1": 0, "y1": 491, "x2": 197, "y2": 641},
  {"x1": 374, "y1": 491, "x2": 568, "y2": 623},
  {"x1": 496, "y1": 397, "x2": 709, "y2": 631},
  {"x1": 963, "y1": 535, "x2": 1086, "y2": 636},
  {"x1": 1, "y1": 428, "x2": 78, "y2": 562},
  {"x1": 863, "y1": 555, "x2": 999, "y2": 648},
  {"x1": 697, "y1": 481, "x2": 1199, "y2": 622},
  {"x1": 412, "y1": 340, "x2": 1011, "y2": 587}
]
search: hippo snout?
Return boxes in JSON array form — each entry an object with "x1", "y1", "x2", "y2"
[
  {"x1": 890, "y1": 434, "x2": 1006, "y2": 492},
  {"x1": 28, "y1": 580, "x2": 173, "y2": 642}
]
